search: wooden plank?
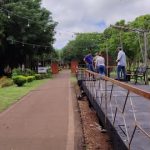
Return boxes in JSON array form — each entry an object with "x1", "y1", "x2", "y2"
[{"x1": 86, "y1": 70, "x2": 150, "y2": 100}]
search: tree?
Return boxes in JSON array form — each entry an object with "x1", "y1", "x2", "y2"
[
  {"x1": 62, "y1": 33, "x2": 102, "y2": 63},
  {"x1": 61, "y1": 15, "x2": 150, "y2": 68},
  {"x1": 0, "y1": 0, "x2": 57, "y2": 72}
]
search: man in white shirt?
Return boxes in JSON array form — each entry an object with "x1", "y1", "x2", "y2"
[
  {"x1": 93, "y1": 52, "x2": 99, "y2": 72},
  {"x1": 95, "y1": 52, "x2": 105, "y2": 75},
  {"x1": 116, "y1": 47, "x2": 126, "y2": 80}
]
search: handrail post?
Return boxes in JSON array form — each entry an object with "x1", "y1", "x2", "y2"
[{"x1": 104, "y1": 78, "x2": 108, "y2": 127}]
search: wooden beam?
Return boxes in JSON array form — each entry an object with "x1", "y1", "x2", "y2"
[
  {"x1": 86, "y1": 70, "x2": 150, "y2": 100},
  {"x1": 110, "y1": 25, "x2": 150, "y2": 33}
]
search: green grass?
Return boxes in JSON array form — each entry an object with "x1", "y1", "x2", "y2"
[
  {"x1": 0, "y1": 79, "x2": 49, "y2": 112},
  {"x1": 70, "y1": 74, "x2": 77, "y2": 83}
]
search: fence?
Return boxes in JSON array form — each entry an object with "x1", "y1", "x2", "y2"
[{"x1": 77, "y1": 69, "x2": 150, "y2": 150}]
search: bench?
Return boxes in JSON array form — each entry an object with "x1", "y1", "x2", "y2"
[{"x1": 126, "y1": 66, "x2": 147, "y2": 84}]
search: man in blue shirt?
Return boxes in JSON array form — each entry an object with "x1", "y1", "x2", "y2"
[
  {"x1": 83, "y1": 50, "x2": 94, "y2": 71},
  {"x1": 116, "y1": 47, "x2": 126, "y2": 80}
]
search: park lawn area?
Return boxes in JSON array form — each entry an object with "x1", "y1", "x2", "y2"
[
  {"x1": 0, "y1": 79, "x2": 49, "y2": 112},
  {"x1": 70, "y1": 74, "x2": 77, "y2": 83}
]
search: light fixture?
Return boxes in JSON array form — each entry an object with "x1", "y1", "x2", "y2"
[
  {"x1": 27, "y1": 20, "x2": 30, "y2": 27},
  {"x1": 7, "y1": 14, "x2": 10, "y2": 19}
]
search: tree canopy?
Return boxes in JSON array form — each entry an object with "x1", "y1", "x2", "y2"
[
  {"x1": 0, "y1": 0, "x2": 57, "y2": 71},
  {"x1": 61, "y1": 15, "x2": 150, "y2": 68}
]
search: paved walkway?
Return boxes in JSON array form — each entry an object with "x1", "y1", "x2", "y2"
[{"x1": 0, "y1": 70, "x2": 79, "y2": 150}]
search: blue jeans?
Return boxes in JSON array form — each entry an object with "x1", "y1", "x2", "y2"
[
  {"x1": 87, "y1": 64, "x2": 94, "y2": 72},
  {"x1": 98, "y1": 65, "x2": 105, "y2": 75},
  {"x1": 117, "y1": 65, "x2": 126, "y2": 80}
]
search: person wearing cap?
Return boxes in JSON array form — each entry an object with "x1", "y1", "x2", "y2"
[{"x1": 116, "y1": 47, "x2": 126, "y2": 81}]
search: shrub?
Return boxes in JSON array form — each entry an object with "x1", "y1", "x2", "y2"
[
  {"x1": 13, "y1": 75, "x2": 27, "y2": 87},
  {"x1": 34, "y1": 72, "x2": 52, "y2": 80},
  {"x1": 1, "y1": 79, "x2": 14, "y2": 88},
  {"x1": 35, "y1": 74, "x2": 42, "y2": 80},
  {"x1": 45, "y1": 73, "x2": 52, "y2": 78},
  {"x1": 26, "y1": 76, "x2": 35, "y2": 82},
  {"x1": 0, "y1": 76, "x2": 7, "y2": 85},
  {"x1": 12, "y1": 68, "x2": 22, "y2": 77},
  {"x1": 24, "y1": 69, "x2": 35, "y2": 76},
  {"x1": 12, "y1": 68, "x2": 35, "y2": 77},
  {"x1": 47, "y1": 69, "x2": 52, "y2": 78},
  {"x1": 40, "y1": 74, "x2": 47, "y2": 79}
]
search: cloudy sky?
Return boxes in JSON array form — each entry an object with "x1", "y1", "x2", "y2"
[{"x1": 42, "y1": 0, "x2": 150, "y2": 49}]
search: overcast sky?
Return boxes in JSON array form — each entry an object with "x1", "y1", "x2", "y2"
[{"x1": 42, "y1": 0, "x2": 150, "y2": 49}]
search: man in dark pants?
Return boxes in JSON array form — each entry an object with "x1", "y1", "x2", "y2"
[
  {"x1": 116, "y1": 47, "x2": 126, "y2": 81},
  {"x1": 83, "y1": 50, "x2": 94, "y2": 72}
]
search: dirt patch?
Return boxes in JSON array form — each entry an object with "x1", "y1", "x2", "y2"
[{"x1": 74, "y1": 83, "x2": 113, "y2": 150}]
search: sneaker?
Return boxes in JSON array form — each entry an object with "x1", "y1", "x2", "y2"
[{"x1": 100, "y1": 128, "x2": 107, "y2": 133}]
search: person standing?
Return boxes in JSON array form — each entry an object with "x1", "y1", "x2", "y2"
[
  {"x1": 95, "y1": 52, "x2": 105, "y2": 75},
  {"x1": 116, "y1": 47, "x2": 126, "y2": 81},
  {"x1": 83, "y1": 50, "x2": 94, "y2": 71}
]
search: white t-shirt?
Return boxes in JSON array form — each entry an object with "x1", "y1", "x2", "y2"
[
  {"x1": 95, "y1": 56, "x2": 105, "y2": 66},
  {"x1": 117, "y1": 50, "x2": 126, "y2": 66}
]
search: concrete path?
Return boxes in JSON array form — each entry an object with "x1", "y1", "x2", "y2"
[{"x1": 0, "y1": 70, "x2": 80, "y2": 150}]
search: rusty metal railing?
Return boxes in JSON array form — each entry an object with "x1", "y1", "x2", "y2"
[{"x1": 77, "y1": 69, "x2": 150, "y2": 150}]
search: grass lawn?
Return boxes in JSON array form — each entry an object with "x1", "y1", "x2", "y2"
[
  {"x1": 70, "y1": 74, "x2": 77, "y2": 83},
  {"x1": 0, "y1": 79, "x2": 49, "y2": 112}
]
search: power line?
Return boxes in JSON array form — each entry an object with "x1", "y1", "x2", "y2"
[
  {"x1": 1, "y1": 6, "x2": 79, "y2": 36},
  {"x1": 7, "y1": 38, "x2": 52, "y2": 49},
  {"x1": 1, "y1": 7, "x2": 34, "y2": 22},
  {"x1": 0, "y1": 6, "x2": 79, "y2": 48},
  {"x1": 0, "y1": 6, "x2": 53, "y2": 49}
]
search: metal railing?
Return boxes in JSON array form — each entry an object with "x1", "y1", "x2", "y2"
[{"x1": 77, "y1": 69, "x2": 150, "y2": 150}]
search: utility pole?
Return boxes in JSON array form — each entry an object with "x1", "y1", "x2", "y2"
[
  {"x1": 144, "y1": 32, "x2": 149, "y2": 84},
  {"x1": 144, "y1": 32, "x2": 148, "y2": 66},
  {"x1": 105, "y1": 39, "x2": 109, "y2": 76}
]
